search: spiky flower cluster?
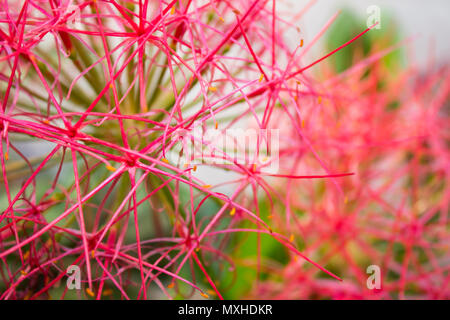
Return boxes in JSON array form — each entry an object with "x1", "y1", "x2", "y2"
[
  {"x1": 252, "y1": 53, "x2": 450, "y2": 299},
  {"x1": 0, "y1": 0, "x2": 448, "y2": 300}
]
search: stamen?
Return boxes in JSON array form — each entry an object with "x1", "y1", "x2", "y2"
[
  {"x1": 259, "y1": 74, "x2": 264, "y2": 82},
  {"x1": 103, "y1": 289, "x2": 113, "y2": 296},
  {"x1": 86, "y1": 288, "x2": 95, "y2": 297}
]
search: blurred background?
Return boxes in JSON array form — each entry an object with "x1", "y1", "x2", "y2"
[{"x1": 291, "y1": 0, "x2": 450, "y2": 68}]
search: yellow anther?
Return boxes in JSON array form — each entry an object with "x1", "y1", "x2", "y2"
[
  {"x1": 296, "y1": 80, "x2": 301, "y2": 85},
  {"x1": 162, "y1": 158, "x2": 169, "y2": 164},
  {"x1": 195, "y1": 247, "x2": 201, "y2": 252},
  {"x1": 109, "y1": 84, "x2": 113, "y2": 89},
  {"x1": 215, "y1": 121, "x2": 218, "y2": 129},
  {"x1": 252, "y1": 163, "x2": 257, "y2": 172},
  {"x1": 23, "y1": 251, "x2": 30, "y2": 260},
  {"x1": 106, "y1": 165, "x2": 116, "y2": 172},
  {"x1": 344, "y1": 196, "x2": 349, "y2": 204},
  {"x1": 193, "y1": 165, "x2": 197, "y2": 171},
  {"x1": 20, "y1": 270, "x2": 28, "y2": 276},
  {"x1": 259, "y1": 74, "x2": 264, "y2": 82},
  {"x1": 167, "y1": 282, "x2": 175, "y2": 289},
  {"x1": 232, "y1": 9, "x2": 240, "y2": 15},
  {"x1": 91, "y1": 250, "x2": 95, "y2": 258},
  {"x1": 103, "y1": 289, "x2": 113, "y2": 296},
  {"x1": 183, "y1": 163, "x2": 189, "y2": 168},
  {"x1": 86, "y1": 288, "x2": 95, "y2": 297},
  {"x1": 268, "y1": 214, "x2": 273, "y2": 219},
  {"x1": 200, "y1": 292, "x2": 209, "y2": 299},
  {"x1": 300, "y1": 39, "x2": 304, "y2": 47},
  {"x1": 219, "y1": 16, "x2": 225, "y2": 22},
  {"x1": 4, "y1": 152, "x2": 8, "y2": 161},
  {"x1": 202, "y1": 184, "x2": 212, "y2": 189},
  {"x1": 301, "y1": 120, "x2": 305, "y2": 128},
  {"x1": 43, "y1": 119, "x2": 50, "y2": 124},
  {"x1": 289, "y1": 234, "x2": 295, "y2": 242},
  {"x1": 230, "y1": 208, "x2": 236, "y2": 216},
  {"x1": 317, "y1": 96, "x2": 322, "y2": 104},
  {"x1": 208, "y1": 86, "x2": 217, "y2": 92},
  {"x1": 294, "y1": 255, "x2": 299, "y2": 261},
  {"x1": 170, "y1": 6, "x2": 175, "y2": 15}
]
